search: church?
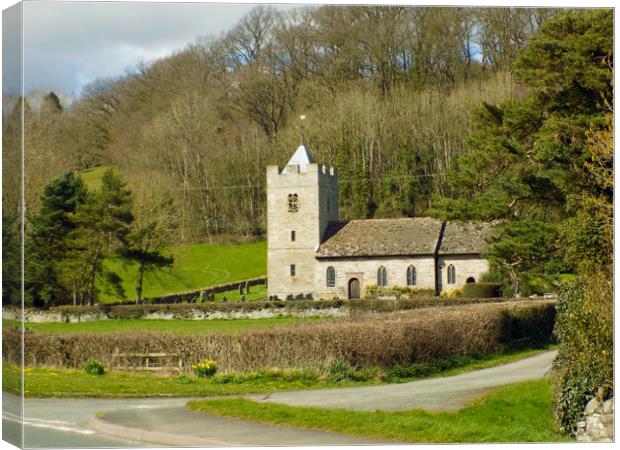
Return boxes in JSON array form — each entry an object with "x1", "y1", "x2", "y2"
[{"x1": 267, "y1": 142, "x2": 493, "y2": 300}]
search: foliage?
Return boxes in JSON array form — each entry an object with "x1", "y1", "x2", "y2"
[
  {"x1": 192, "y1": 359, "x2": 218, "y2": 378},
  {"x1": 188, "y1": 380, "x2": 569, "y2": 443},
  {"x1": 8, "y1": 302, "x2": 556, "y2": 373},
  {"x1": 484, "y1": 220, "x2": 562, "y2": 297},
  {"x1": 429, "y1": 9, "x2": 613, "y2": 436},
  {"x1": 460, "y1": 282, "x2": 501, "y2": 299},
  {"x1": 83, "y1": 359, "x2": 105, "y2": 376},
  {"x1": 25, "y1": 172, "x2": 87, "y2": 307},
  {"x1": 3, "y1": 7, "x2": 557, "y2": 242},
  {"x1": 4, "y1": 346, "x2": 551, "y2": 399},
  {"x1": 2, "y1": 213, "x2": 21, "y2": 306},
  {"x1": 552, "y1": 272, "x2": 613, "y2": 435}
]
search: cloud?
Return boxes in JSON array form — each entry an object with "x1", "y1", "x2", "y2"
[{"x1": 19, "y1": 1, "x2": 298, "y2": 97}]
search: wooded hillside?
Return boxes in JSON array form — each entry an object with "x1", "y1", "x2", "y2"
[{"x1": 4, "y1": 6, "x2": 558, "y2": 241}]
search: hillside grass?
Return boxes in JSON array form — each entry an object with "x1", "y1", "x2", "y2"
[
  {"x1": 98, "y1": 240, "x2": 267, "y2": 303},
  {"x1": 4, "y1": 316, "x2": 318, "y2": 335},
  {"x1": 3, "y1": 346, "x2": 554, "y2": 398},
  {"x1": 188, "y1": 379, "x2": 569, "y2": 443}
]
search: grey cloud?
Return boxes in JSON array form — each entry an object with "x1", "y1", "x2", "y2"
[{"x1": 19, "y1": 1, "x2": 298, "y2": 97}]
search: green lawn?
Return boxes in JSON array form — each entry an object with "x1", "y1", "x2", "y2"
[
  {"x1": 7, "y1": 316, "x2": 318, "y2": 335},
  {"x1": 3, "y1": 346, "x2": 554, "y2": 398},
  {"x1": 188, "y1": 379, "x2": 569, "y2": 443},
  {"x1": 98, "y1": 241, "x2": 266, "y2": 302}
]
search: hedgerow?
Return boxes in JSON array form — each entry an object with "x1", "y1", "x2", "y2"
[{"x1": 5, "y1": 301, "x2": 556, "y2": 373}]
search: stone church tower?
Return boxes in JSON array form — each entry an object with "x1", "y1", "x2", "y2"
[{"x1": 266, "y1": 142, "x2": 338, "y2": 299}]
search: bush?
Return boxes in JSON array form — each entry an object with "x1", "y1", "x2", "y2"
[
  {"x1": 327, "y1": 361, "x2": 353, "y2": 381},
  {"x1": 552, "y1": 273, "x2": 613, "y2": 436},
  {"x1": 12, "y1": 301, "x2": 556, "y2": 374},
  {"x1": 83, "y1": 359, "x2": 105, "y2": 376},
  {"x1": 192, "y1": 359, "x2": 218, "y2": 378},
  {"x1": 461, "y1": 282, "x2": 501, "y2": 298}
]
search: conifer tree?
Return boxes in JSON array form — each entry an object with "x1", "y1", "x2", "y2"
[
  {"x1": 72, "y1": 169, "x2": 133, "y2": 305},
  {"x1": 25, "y1": 172, "x2": 86, "y2": 306}
]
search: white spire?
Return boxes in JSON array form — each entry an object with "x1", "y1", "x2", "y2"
[{"x1": 286, "y1": 143, "x2": 315, "y2": 166}]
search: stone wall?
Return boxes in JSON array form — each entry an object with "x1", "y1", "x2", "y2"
[
  {"x1": 315, "y1": 256, "x2": 436, "y2": 299},
  {"x1": 577, "y1": 393, "x2": 614, "y2": 442}
]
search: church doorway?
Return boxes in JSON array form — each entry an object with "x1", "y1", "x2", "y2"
[
  {"x1": 348, "y1": 278, "x2": 360, "y2": 299},
  {"x1": 466, "y1": 277, "x2": 476, "y2": 283}
]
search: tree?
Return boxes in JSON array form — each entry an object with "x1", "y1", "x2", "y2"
[
  {"x1": 484, "y1": 219, "x2": 561, "y2": 297},
  {"x1": 72, "y1": 169, "x2": 133, "y2": 305},
  {"x1": 430, "y1": 9, "x2": 612, "y2": 435},
  {"x1": 25, "y1": 172, "x2": 86, "y2": 306},
  {"x1": 2, "y1": 213, "x2": 21, "y2": 306},
  {"x1": 119, "y1": 196, "x2": 176, "y2": 303}
]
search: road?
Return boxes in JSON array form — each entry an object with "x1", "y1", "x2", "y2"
[
  {"x1": 2, "y1": 393, "x2": 375, "y2": 448},
  {"x1": 2, "y1": 350, "x2": 557, "y2": 448},
  {"x1": 249, "y1": 350, "x2": 558, "y2": 411}
]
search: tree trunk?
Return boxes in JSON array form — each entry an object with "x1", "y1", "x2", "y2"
[{"x1": 136, "y1": 264, "x2": 145, "y2": 304}]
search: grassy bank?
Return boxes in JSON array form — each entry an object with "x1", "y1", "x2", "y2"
[
  {"x1": 188, "y1": 379, "x2": 569, "y2": 443},
  {"x1": 98, "y1": 241, "x2": 266, "y2": 303},
  {"x1": 3, "y1": 346, "x2": 553, "y2": 398},
  {"x1": 4, "y1": 315, "x2": 317, "y2": 335}
]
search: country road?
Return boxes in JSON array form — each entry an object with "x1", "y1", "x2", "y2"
[
  {"x1": 250, "y1": 349, "x2": 559, "y2": 412},
  {"x1": 2, "y1": 350, "x2": 557, "y2": 448}
]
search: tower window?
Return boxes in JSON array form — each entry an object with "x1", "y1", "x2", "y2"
[
  {"x1": 291, "y1": 231, "x2": 296, "y2": 241},
  {"x1": 447, "y1": 265, "x2": 456, "y2": 284},
  {"x1": 326, "y1": 266, "x2": 335, "y2": 287},
  {"x1": 288, "y1": 193, "x2": 299, "y2": 212},
  {"x1": 290, "y1": 264, "x2": 296, "y2": 276},
  {"x1": 407, "y1": 266, "x2": 417, "y2": 286},
  {"x1": 377, "y1": 266, "x2": 387, "y2": 287}
]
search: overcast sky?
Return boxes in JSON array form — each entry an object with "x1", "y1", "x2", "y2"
[{"x1": 3, "y1": 1, "x2": 301, "y2": 99}]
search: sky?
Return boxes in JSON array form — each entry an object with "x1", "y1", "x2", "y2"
[{"x1": 3, "y1": 1, "x2": 301, "y2": 99}]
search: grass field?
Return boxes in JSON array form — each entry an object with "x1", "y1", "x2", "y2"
[
  {"x1": 5, "y1": 316, "x2": 318, "y2": 335},
  {"x1": 3, "y1": 347, "x2": 554, "y2": 398},
  {"x1": 188, "y1": 379, "x2": 569, "y2": 443},
  {"x1": 98, "y1": 240, "x2": 267, "y2": 303}
]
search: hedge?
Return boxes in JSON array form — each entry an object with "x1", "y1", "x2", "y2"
[{"x1": 4, "y1": 301, "x2": 557, "y2": 373}]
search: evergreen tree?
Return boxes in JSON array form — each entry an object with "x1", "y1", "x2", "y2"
[
  {"x1": 72, "y1": 169, "x2": 133, "y2": 305},
  {"x1": 2, "y1": 213, "x2": 21, "y2": 306},
  {"x1": 25, "y1": 172, "x2": 86, "y2": 306},
  {"x1": 430, "y1": 9, "x2": 612, "y2": 434},
  {"x1": 120, "y1": 222, "x2": 174, "y2": 304}
]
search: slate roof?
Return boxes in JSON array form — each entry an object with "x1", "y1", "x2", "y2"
[
  {"x1": 316, "y1": 217, "x2": 495, "y2": 258},
  {"x1": 316, "y1": 217, "x2": 443, "y2": 258},
  {"x1": 438, "y1": 221, "x2": 495, "y2": 255}
]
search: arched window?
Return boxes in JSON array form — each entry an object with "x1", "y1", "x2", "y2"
[
  {"x1": 377, "y1": 266, "x2": 388, "y2": 287},
  {"x1": 447, "y1": 265, "x2": 456, "y2": 284},
  {"x1": 326, "y1": 266, "x2": 336, "y2": 287},
  {"x1": 407, "y1": 266, "x2": 417, "y2": 286}
]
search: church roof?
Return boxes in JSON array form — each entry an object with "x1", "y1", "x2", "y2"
[
  {"x1": 317, "y1": 217, "x2": 443, "y2": 258},
  {"x1": 283, "y1": 144, "x2": 315, "y2": 172},
  {"x1": 438, "y1": 220, "x2": 496, "y2": 255},
  {"x1": 316, "y1": 217, "x2": 495, "y2": 258}
]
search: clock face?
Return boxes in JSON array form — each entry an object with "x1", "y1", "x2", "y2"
[{"x1": 288, "y1": 193, "x2": 299, "y2": 212}]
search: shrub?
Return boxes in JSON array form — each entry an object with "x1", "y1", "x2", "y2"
[
  {"x1": 552, "y1": 273, "x2": 613, "y2": 436},
  {"x1": 83, "y1": 359, "x2": 105, "y2": 376},
  {"x1": 192, "y1": 359, "x2": 218, "y2": 378},
  {"x1": 327, "y1": 361, "x2": 353, "y2": 381},
  {"x1": 12, "y1": 301, "x2": 556, "y2": 374},
  {"x1": 461, "y1": 282, "x2": 501, "y2": 298}
]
